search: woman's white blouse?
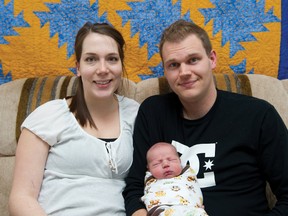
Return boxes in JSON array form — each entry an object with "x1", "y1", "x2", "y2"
[{"x1": 21, "y1": 95, "x2": 139, "y2": 216}]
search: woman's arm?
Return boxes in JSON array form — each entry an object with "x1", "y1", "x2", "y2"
[{"x1": 9, "y1": 128, "x2": 50, "y2": 216}]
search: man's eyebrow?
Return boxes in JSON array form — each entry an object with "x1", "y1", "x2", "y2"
[
  {"x1": 164, "y1": 58, "x2": 176, "y2": 65},
  {"x1": 164, "y1": 53, "x2": 200, "y2": 65},
  {"x1": 187, "y1": 52, "x2": 200, "y2": 57}
]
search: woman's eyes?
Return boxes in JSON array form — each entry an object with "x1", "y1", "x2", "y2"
[
  {"x1": 85, "y1": 56, "x2": 96, "y2": 62},
  {"x1": 108, "y1": 56, "x2": 119, "y2": 62},
  {"x1": 84, "y1": 56, "x2": 119, "y2": 63}
]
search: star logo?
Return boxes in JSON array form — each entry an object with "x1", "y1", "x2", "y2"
[
  {"x1": 203, "y1": 159, "x2": 214, "y2": 171},
  {"x1": 172, "y1": 140, "x2": 217, "y2": 187}
]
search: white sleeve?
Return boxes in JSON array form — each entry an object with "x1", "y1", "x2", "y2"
[{"x1": 21, "y1": 99, "x2": 72, "y2": 146}]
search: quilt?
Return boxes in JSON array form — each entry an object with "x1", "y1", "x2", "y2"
[{"x1": 0, "y1": 0, "x2": 287, "y2": 85}]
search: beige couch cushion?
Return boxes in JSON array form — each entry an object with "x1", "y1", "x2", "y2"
[
  {"x1": 0, "y1": 76, "x2": 76, "y2": 156},
  {"x1": 248, "y1": 74, "x2": 288, "y2": 127},
  {"x1": 0, "y1": 73, "x2": 287, "y2": 215},
  {"x1": 0, "y1": 76, "x2": 136, "y2": 156},
  {"x1": 282, "y1": 79, "x2": 288, "y2": 94},
  {"x1": 0, "y1": 79, "x2": 26, "y2": 156},
  {"x1": 0, "y1": 157, "x2": 14, "y2": 216}
]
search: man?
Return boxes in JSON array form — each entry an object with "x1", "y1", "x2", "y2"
[{"x1": 123, "y1": 19, "x2": 288, "y2": 215}]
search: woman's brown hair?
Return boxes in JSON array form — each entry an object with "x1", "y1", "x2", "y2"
[{"x1": 69, "y1": 22, "x2": 126, "y2": 129}]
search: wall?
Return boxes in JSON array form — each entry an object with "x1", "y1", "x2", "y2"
[{"x1": 0, "y1": 0, "x2": 287, "y2": 85}]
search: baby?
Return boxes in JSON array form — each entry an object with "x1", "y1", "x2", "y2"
[{"x1": 142, "y1": 142, "x2": 208, "y2": 216}]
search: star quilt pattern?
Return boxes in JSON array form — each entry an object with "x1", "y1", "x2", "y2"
[{"x1": 0, "y1": 0, "x2": 287, "y2": 85}]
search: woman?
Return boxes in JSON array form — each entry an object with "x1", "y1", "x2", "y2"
[{"x1": 9, "y1": 22, "x2": 139, "y2": 216}]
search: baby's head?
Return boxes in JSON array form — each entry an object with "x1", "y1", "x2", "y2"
[{"x1": 146, "y1": 142, "x2": 182, "y2": 179}]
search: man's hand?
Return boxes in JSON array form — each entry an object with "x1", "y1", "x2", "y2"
[{"x1": 132, "y1": 209, "x2": 147, "y2": 216}]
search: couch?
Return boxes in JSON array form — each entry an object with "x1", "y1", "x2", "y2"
[{"x1": 1, "y1": 73, "x2": 288, "y2": 215}]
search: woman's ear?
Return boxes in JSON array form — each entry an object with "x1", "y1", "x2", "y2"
[{"x1": 76, "y1": 62, "x2": 81, "y2": 77}]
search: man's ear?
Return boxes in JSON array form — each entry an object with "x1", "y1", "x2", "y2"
[
  {"x1": 209, "y1": 50, "x2": 217, "y2": 70},
  {"x1": 76, "y1": 62, "x2": 81, "y2": 77}
]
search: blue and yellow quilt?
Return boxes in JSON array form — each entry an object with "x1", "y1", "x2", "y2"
[{"x1": 0, "y1": 0, "x2": 287, "y2": 84}]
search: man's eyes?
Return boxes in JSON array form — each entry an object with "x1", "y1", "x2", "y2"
[
  {"x1": 189, "y1": 57, "x2": 199, "y2": 64},
  {"x1": 167, "y1": 62, "x2": 179, "y2": 69},
  {"x1": 167, "y1": 58, "x2": 199, "y2": 69}
]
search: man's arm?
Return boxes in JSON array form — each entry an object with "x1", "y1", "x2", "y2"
[
  {"x1": 123, "y1": 106, "x2": 152, "y2": 216},
  {"x1": 124, "y1": 95, "x2": 176, "y2": 215},
  {"x1": 260, "y1": 106, "x2": 288, "y2": 215}
]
